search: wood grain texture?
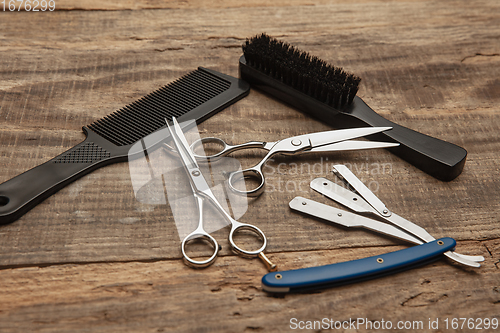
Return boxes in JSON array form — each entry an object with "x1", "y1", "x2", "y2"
[
  {"x1": 0, "y1": 0, "x2": 499, "y2": 331},
  {"x1": 0, "y1": 240, "x2": 498, "y2": 332}
]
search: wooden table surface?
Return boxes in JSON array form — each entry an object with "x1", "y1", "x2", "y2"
[{"x1": 1, "y1": 1, "x2": 499, "y2": 332}]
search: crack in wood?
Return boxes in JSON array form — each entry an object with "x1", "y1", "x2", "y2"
[
  {"x1": 154, "y1": 48, "x2": 184, "y2": 52},
  {"x1": 420, "y1": 278, "x2": 431, "y2": 285},
  {"x1": 207, "y1": 36, "x2": 246, "y2": 41},
  {"x1": 461, "y1": 52, "x2": 500, "y2": 63},
  {"x1": 484, "y1": 244, "x2": 493, "y2": 257},
  {"x1": 53, "y1": 7, "x2": 169, "y2": 12},
  {"x1": 211, "y1": 45, "x2": 241, "y2": 49},
  {"x1": 401, "y1": 292, "x2": 423, "y2": 306},
  {"x1": 0, "y1": 257, "x2": 181, "y2": 271},
  {"x1": 401, "y1": 292, "x2": 448, "y2": 307}
]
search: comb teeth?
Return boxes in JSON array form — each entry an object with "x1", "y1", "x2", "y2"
[
  {"x1": 87, "y1": 69, "x2": 231, "y2": 146},
  {"x1": 242, "y1": 33, "x2": 361, "y2": 110}
]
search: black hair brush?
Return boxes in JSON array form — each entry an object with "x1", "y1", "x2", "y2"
[
  {"x1": 0, "y1": 68, "x2": 249, "y2": 225},
  {"x1": 239, "y1": 33, "x2": 467, "y2": 181}
]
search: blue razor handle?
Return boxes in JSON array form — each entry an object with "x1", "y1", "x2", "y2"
[{"x1": 262, "y1": 238, "x2": 456, "y2": 293}]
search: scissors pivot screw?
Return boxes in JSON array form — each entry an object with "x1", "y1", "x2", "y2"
[{"x1": 291, "y1": 139, "x2": 302, "y2": 146}]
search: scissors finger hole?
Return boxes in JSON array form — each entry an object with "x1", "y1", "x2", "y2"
[
  {"x1": 182, "y1": 235, "x2": 219, "y2": 267},
  {"x1": 191, "y1": 137, "x2": 226, "y2": 158},
  {"x1": 231, "y1": 226, "x2": 266, "y2": 257},
  {"x1": 228, "y1": 169, "x2": 265, "y2": 196},
  {"x1": 230, "y1": 174, "x2": 260, "y2": 192}
]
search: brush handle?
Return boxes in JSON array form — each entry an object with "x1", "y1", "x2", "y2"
[
  {"x1": 0, "y1": 128, "x2": 124, "y2": 225},
  {"x1": 261, "y1": 238, "x2": 456, "y2": 293},
  {"x1": 239, "y1": 55, "x2": 467, "y2": 181},
  {"x1": 343, "y1": 97, "x2": 467, "y2": 181}
]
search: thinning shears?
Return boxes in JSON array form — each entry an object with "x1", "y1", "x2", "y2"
[
  {"x1": 166, "y1": 117, "x2": 274, "y2": 270},
  {"x1": 190, "y1": 127, "x2": 399, "y2": 197},
  {"x1": 262, "y1": 164, "x2": 484, "y2": 293}
]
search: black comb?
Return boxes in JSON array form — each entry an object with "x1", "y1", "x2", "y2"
[
  {"x1": 0, "y1": 67, "x2": 249, "y2": 225},
  {"x1": 240, "y1": 33, "x2": 467, "y2": 181}
]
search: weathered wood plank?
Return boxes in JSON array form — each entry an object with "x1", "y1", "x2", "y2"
[
  {"x1": 1, "y1": 1, "x2": 499, "y2": 268},
  {"x1": 0, "y1": 240, "x2": 498, "y2": 332},
  {"x1": 0, "y1": 1, "x2": 499, "y2": 331}
]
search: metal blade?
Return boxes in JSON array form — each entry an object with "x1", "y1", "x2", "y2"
[
  {"x1": 299, "y1": 126, "x2": 393, "y2": 148},
  {"x1": 290, "y1": 197, "x2": 483, "y2": 267},
  {"x1": 444, "y1": 252, "x2": 481, "y2": 267},
  {"x1": 309, "y1": 140, "x2": 399, "y2": 152},
  {"x1": 165, "y1": 119, "x2": 193, "y2": 168},
  {"x1": 170, "y1": 118, "x2": 199, "y2": 168},
  {"x1": 378, "y1": 208, "x2": 484, "y2": 265},
  {"x1": 312, "y1": 173, "x2": 484, "y2": 266},
  {"x1": 310, "y1": 177, "x2": 375, "y2": 214},
  {"x1": 289, "y1": 197, "x2": 423, "y2": 244},
  {"x1": 166, "y1": 118, "x2": 213, "y2": 195},
  {"x1": 332, "y1": 164, "x2": 391, "y2": 217},
  {"x1": 321, "y1": 164, "x2": 430, "y2": 240},
  {"x1": 313, "y1": 166, "x2": 484, "y2": 266},
  {"x1": 311, "y1": 177, "x2": 446, "y2": 245},
  {"x1": 384, "y1": 212, "x2": 436, "y2": 243},
  {"x1": 384, "y1": 213, "x2": 482, "y2": 262}
]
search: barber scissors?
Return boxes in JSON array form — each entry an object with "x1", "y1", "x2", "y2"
[
  {"x1": 166, "y1": 117, "x2": 274, "y2": 270},
  {"x1": 190, "y1": 127, "x2": 399, "y2": 197}
]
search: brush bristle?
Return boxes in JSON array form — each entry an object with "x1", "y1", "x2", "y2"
[{"x1": 242, "y1": 33, "x2": 361, "y2": 109}]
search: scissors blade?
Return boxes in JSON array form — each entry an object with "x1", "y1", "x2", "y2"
[
  {"x1": 165, "y1": 120, "x2": 192, "y2": 168},
  {"x1": 169, "y1": 118, "x2": 199, "y2": 169},
  {"x1": 308, "y1": 140, "x2": 399, "y2": 153},
  {"x1": 302, "y1": 126, "x2": 393, "y2": 148},
  {"x1": 166, "y1": 118, "x2": 217, "y2": 197}
]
